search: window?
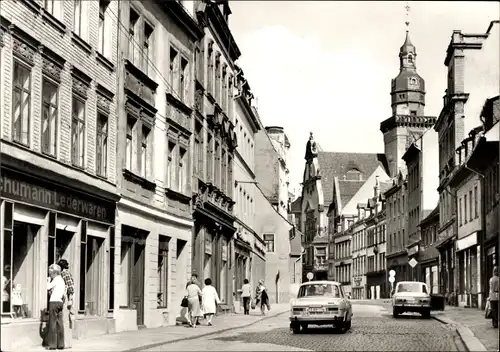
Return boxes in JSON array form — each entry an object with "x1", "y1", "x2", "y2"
[
  {"x1": 194, "y1": 122, "x2": 203, "y2": 178},
  {"x1": 316, "y1": 247, "x2": 327, "y2": 265},
  {"x1": 214, "y1": 54, "x2": 221, "y2": 102},
  {"x1": 74, "y1": 0, "x2": 83, "y2": 36},
  {"x1": 464, "y1": 194, "x2": 468, "y2": 224},
  {"x1": 140, "y1": 126, "x2": 150, "y2": 178},
  {"x1": 71, "y1": 97, "x2": 86, "y2": 168},
  {"x1": 178, "y1": 147, "x2": 187, "y2": 193},
  {"x1": 221, "y1": 149, "x2": 227, "y2": 193},
  {"x1": 408, "y1": 55, "x2": 414, "y2": 64},
  {"x1": 207, "y1": 133, "x2": 213, "y2": 182},
  {"x1": 214, "y1": 141, "x2": 220, "y2": 188},
  {"x1": 368, "y1": 256, "x2": 375, "y2": 272},
  {"x1": 98, "y1": 0, "x2": 110, "y2": 55},
  {"x1": 41, "y1": 79, "x2": 58, "y2": 156},
  {"x1": 179, "y1": 57, "x2": 189, "y2": 103},
  {"x1": 474, "y1": 185, "x2": 478, "y2": 218},
  {"x1": 221, "y1": 67, "x2": 227, "y2": 111},
  {"x1": 143, "y1": 22, "x2": 154, "y2": 75},
  {"x1": 2, "y1": 218, "x2": 40, "y2": 319},
  {"x1": 12, "y1": 62, "x2": 31, "y2": 146},
  {"x1": 96, "y1": 113, "x2": 108, "y2": 177},
  {"x1": 157, "y1": 236, "x2": 169, "y2": 308},
  {"x1": 264, "y1": 234, "x2": 275, "y2": 252},
  {"x1": 195, "y1": 45, "x2": 204, "y2": 85},
  {"x1": 207, "y1": 42, "x2": 214, "y2": 95},
  {"x1": 227, "y1": 155, "x2": 233, "y2": 197},
  {"x1": 167, "y1": 141, "x2": 177, "y2": 189},
  {"x1": 469, "y1": 190, "x2": 473, "y2": 222},
  {"x1": 410, "y1": 110, "x2": 417, "y2": 116},
  {"x1": 128, "y1": 8, "x2": 140, "y2": 65},
  {"x1": 125, "y1": 118, "x2": 134, "y2": 171},
  {"x1": 227, "y1": 75, "x2": 233, "y2": 118},
  {"x1": 169, "y1": 47, "x2": 178, "y2": 94},
  {"x1": 43, "y1": 0, "x2": 55, "y2": 15}
]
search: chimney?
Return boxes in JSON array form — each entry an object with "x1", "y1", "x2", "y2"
[{"x1": 374, "y1": 176, "x2": 380, "y2": 198}]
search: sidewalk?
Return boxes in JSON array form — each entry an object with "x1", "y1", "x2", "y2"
[
  {"x1": 432, "y1": 306, "x2": 499, "y2": 352},
  {"x1": 20, "y1": 304, "x2": 290, "y2": 352}
]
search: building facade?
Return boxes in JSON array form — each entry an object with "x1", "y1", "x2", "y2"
[
  {"x1": 189, "y1": 0, "x2": 239, "y2": 311},
  {"x1": 232, "y1": 67, "x2": 267, "y2": 310},
  {"x1": 385, "y1": 173, "x2": 409, "y2": 284},
  {"x1": 433, "y1": 26, "x2": 496, "y2": 298},
  {"x1": 365, "y1": 178, "x2": 389, "y2": 299},
  {"x1": 0, "y1": 0, "x2": 119, "y2": 349},
  {"x1": 418, "y1": 206, "x2": 440, "y2": 294},
  {"x1": 334, "y1": 227, "x2": 352, "y2": 295},
  {"x1": 467, "y1": 95, "x2": 499, "y2": 309},
  {"x1": 448, "y1": 130, "x2": 483, "y2": 308},
  {"x1": 255, "y1": 126, "x2": 295, "y2": 303},
  {"x1": 351, "y1": 211, "x2": 367, "y2": 299},
  {"x1": 114, "y1": 0, "x2": 203, "y2": 331}
]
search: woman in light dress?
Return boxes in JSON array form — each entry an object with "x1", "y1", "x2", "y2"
[
  {"x1": 186, "y1": 277, "x2": 203, "y2": 328},
  {"x1": 256, "y1": 279, "x2": 270, "y2": 316},
  {"x1": 201, "y1": 278, "x2": 221, "y2": 326}
]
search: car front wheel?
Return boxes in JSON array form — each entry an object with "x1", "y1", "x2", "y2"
[
  {"x1": 393, "y1": 308, "x2": 399, "y2": 318},
  {"x1": 291, "y1": 323, "x2": 301, "y2": 334}
]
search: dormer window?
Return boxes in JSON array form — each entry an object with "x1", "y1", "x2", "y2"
[{"x1": 346, "y1": 168, "x2": 363, "y2": 181}]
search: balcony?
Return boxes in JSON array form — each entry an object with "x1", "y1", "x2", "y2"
[{"x1": 193, "y1": 180, "x2": 234, "y2": 215}]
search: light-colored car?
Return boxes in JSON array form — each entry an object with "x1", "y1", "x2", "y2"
[
  {"x1": 289, "y1": 280, "x2": 353, "y2": 334},
  {"x1": 392, "y1": 281, "x2": 431, "y2": 318}
]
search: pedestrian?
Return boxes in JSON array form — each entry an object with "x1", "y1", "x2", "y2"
[
  {"x1": 201, "y1": 278, "x2": 221, "y2": 326},
  {"x1": 185, "y1": 273, "x2": 202, "y2": 325},
  {"x1": 241, "y1": 279, "x2": 252, "y2": 315},
  {"x1": 256, "y1": 279, "x2": 270, "y2": 316},
  {"x1": 489, "y1": 266, "x2": 498, "y2": 328},
  {"x1": 186, "y1": 277, "x2": 203, "y2": 328},
  {"x1": 46, "y1": 264, "x2": 66, "y2": 350},
  {"x1": 58, "y1": 259, "x2": 74, "y2": 349}
]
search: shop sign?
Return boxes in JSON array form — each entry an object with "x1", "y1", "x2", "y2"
[
  {"x1": 407, "y1": 244, "x2": 419, "y2": 257},
  {"x1": 1, "y1": 169, "x2": 115, "y2": 224},
  {"x1": 456, "y1": 232, "x2": 477, "y2": 252},
  {"x1": 205, "y1": 234, "x2": 212, "y2": 255},
  {"x1": 222, "y1": 239, "x2": 228, "y2": 261}
]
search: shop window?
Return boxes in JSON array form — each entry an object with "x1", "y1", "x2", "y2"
[
  {"x1": 71, "y1": 97, "x2": 86, "y2": 168},
  {"x1": 315, "y1": 247, "x2": 327, "y2": 265},
  {"x1": 263, "y1": 234, "x2": 275, "y2": 253},
  {"x1": 2, "y1": 219, "x2": 40, "y2": 319},
  {"x1": 204, "y1": 232, "x2": 213, "y2": 281},
  {"x1": 41, "y1": 78, "x2": 59, "y2": 156},
  {"x1": 12, "y1": 61, "x2": 32, "y2": 146},
  {"x1": 157, "y1": 235, "x2": 170, "y2": 308}
]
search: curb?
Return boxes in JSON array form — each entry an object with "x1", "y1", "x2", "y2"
[
  {"x1": 123, "y1": 309, "x2": 290, "y2": 352},
  {"x1": 432, "y1": 315, "x2": 487, "y2": 352}
]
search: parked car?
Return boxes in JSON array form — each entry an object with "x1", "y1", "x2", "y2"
[
  {"x1": 289, "y1": 280, "x2": 353, "y2": 334},
  {"x1": 392, "y1": 281, "x2": 431, "y2": 318}
]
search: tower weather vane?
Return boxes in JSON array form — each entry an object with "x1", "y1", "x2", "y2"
[{"x1": 405, "y1": 2, "x2": 411, "y2": 31}]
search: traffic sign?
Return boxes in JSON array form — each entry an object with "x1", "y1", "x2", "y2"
[
  {"x1": 409, "y1": 258, "x2": 418, "y2": 268},
  {"x1": 389, "y1": 270, "x2": 396, "y2": 277},
  {"x1": 306, "y1": 272, "x2": 314, "y2": 281},
  {"x1": 389, "y1": 276, "x2": 395, "y2": 283}
]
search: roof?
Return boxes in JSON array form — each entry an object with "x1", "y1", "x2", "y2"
[
  {"x1": 419, "y1": 205, "x2": 439, "y2": 227},
  {"x1": 317, "y1": 151, "x2": 389, "y2": 206},
  {"x1": 290, "y1": 196, "x2": 302, "y2": 213}
]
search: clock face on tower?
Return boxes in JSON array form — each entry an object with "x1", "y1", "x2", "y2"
[{"x1": 408, "y1": 77, "x2": 419, "y2": 87}]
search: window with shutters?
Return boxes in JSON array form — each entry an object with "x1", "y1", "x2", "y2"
[
  {"x1": 169, "y1": 47, "x2": 178, "y2": 95},
  {"x1": 227, "y1": 155, "x2": 233, "y2": 197},
  {"x1": 179, "y1": 146, "x2": 188, "y2": 194},
  {"x1": 12, "y1": 62, "x2": 32, "y2": 146},
  {"x1": 98, "y1": 0, "x2": 111, "y2": 57},
  {"x1": 71, "y1": 97, "x2": 86, "y2": 168},
  {"x1": 214, "y1": 141, "x2": 220, "y2": 188},
  {"x1": 221, "y1": 65, "x2": 227, "y2": 111},
  {"x1": 221, "y1": 149, "x2": 227, "y2": 193},
  {"x1": 96, "y1": 113, "x2": 108, "y2": 177},
  {"x1": 125, "y1": 117, "x2": 134, "y2": 171},
  {"x1": 195, "y1": 121, "x2": 204, "y2": 178},
  {"x1": 128, "y1": 8, "x2": 140, "y2": 66},
  {"x1": 143, "y1": 22, "x2": 154, "y2": 76},
  {"x1": 227, "y1": 75, "x2": 233, "y2": 119}
]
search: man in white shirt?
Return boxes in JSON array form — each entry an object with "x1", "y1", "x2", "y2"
[{"x1": 46, "y1": 264, "x2": 66, "y2": 350}]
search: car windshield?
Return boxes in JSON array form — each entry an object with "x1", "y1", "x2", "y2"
[
  {"x1": 297, "y1": 284, "x2": 341, "y2": 298},
  {"x1": 396, "y1": 283, "x2": 428, "y2": 294}
]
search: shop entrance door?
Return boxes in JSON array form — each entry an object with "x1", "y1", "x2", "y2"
[{"x1": 130, "y1": 241, "x2": 145, "y2": 327}]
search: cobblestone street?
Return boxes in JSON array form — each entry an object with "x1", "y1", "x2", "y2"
[{"x1": 142, "y1": 303, "x2": 463, "y2": 352}]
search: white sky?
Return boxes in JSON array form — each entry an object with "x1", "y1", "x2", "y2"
[{"x1": 228, "y1": 1, "x2": 500, "y2": 196}]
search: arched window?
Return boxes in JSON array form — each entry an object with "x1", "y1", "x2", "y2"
[{"x1": 408, "y1": 55, "x2": 414, "y2": 64}]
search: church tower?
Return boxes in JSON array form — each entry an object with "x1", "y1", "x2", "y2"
[{"x1": 380, "y1": 4, "x2": 436, "y2": 178}]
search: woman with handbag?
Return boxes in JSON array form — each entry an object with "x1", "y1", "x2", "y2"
[
  {"x1": 256, "y1": 279, "x2": 270, "y2": 316},
  {"x1": 186, "y1": 278, "x2": 203, "y2": 328}
]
